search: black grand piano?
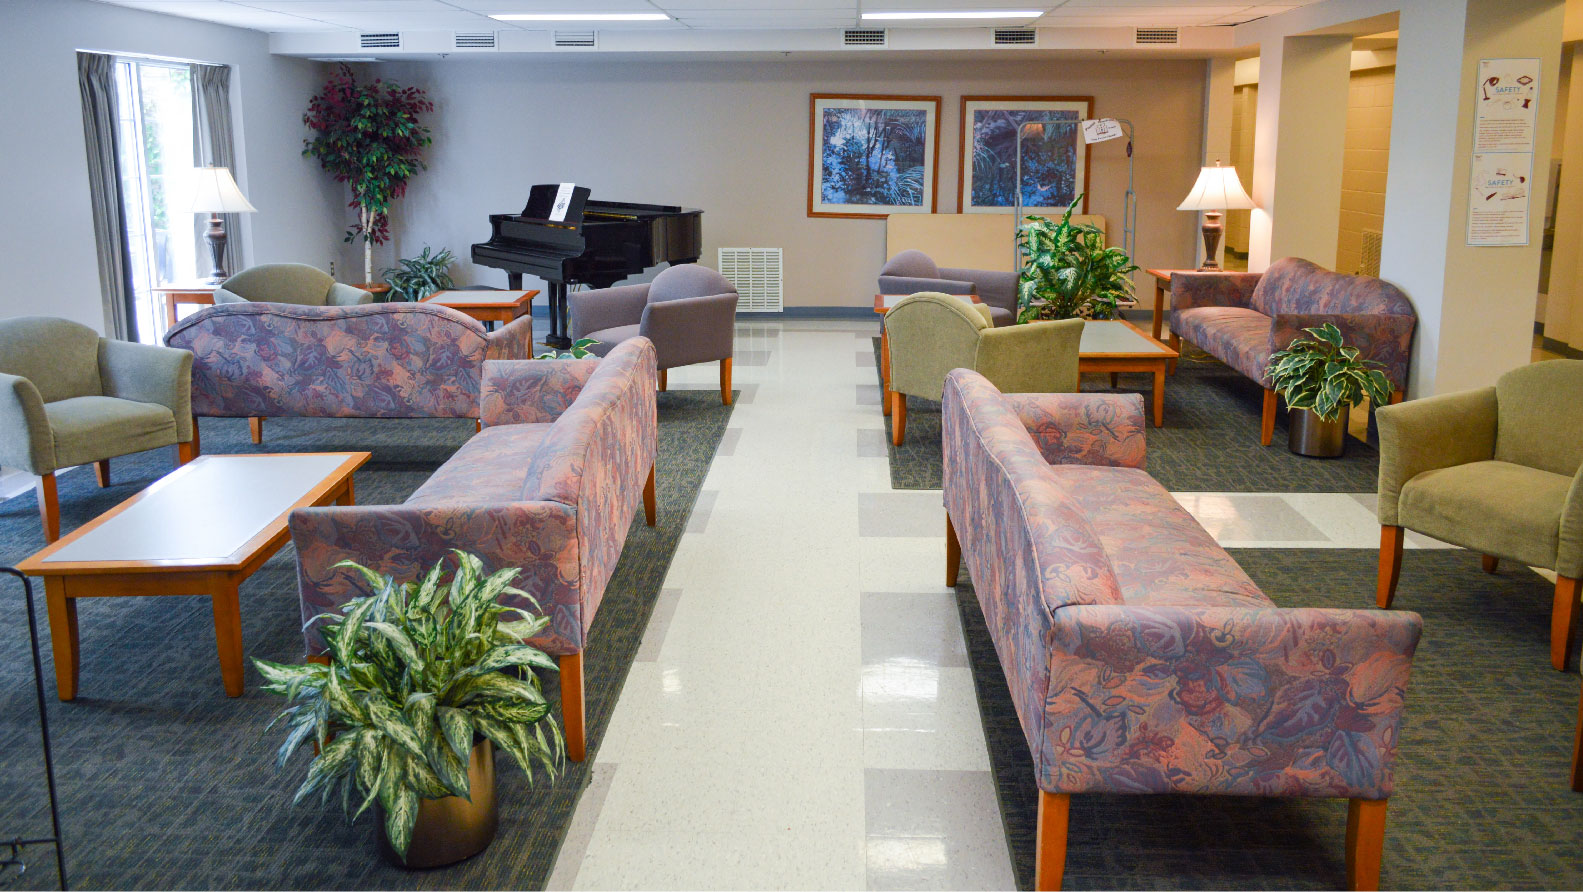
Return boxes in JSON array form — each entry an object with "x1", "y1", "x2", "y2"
[{"x1": 472, "y1": 184, "x2": 703, "y2": 348}]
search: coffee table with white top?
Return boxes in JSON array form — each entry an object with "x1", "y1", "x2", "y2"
[
  {"x1": 15, "y1": 452, "x2": 370, "y2": 700},
  {"x1": 1078, "y1": 318, "x2": 1180, "y2": 428}
]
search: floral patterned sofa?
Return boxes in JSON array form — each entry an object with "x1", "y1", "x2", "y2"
[
  {"x1": 163, "y1": 301, "x2": 534, "y2": 444},
  {"x1": 288, "y1": 337, "x2": 660, "y2": 764},
  {"x1": 940, "y1": 367, "x2": 1423, "y2": 891},
  {"x1": 1167, "y1": 257, "x2": 1416, "y2": 445}
]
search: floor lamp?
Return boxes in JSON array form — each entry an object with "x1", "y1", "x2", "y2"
[
  {"x1": 1, "y1": 568, "x2": 68, "y2": 890},
  {"x1": 189, "y1": 167, "x2": 256, "y2": 283},
  {"x1": 1013, "y1": 117, "x2": 1136, "y2": 269}
]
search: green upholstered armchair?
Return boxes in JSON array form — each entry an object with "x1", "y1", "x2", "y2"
[
  {"x1": 212, "y1": 263, "x2": 372, "y2": 307},
  {"x1": 1375, "y1": 359, "x2": 1583, "y2": 670},
  {"x1": 0, "y1": 317, "x2": 195, "y2": 542},
  {"x1": 884, "y1": 292, "x2": 1083, "y2": 445}
]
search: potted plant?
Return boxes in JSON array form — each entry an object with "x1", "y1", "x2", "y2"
[
  {"x1": 304, "y1": 64, "x2": 434, "y2": 290},
  {"x1": 535, "y1": 338, "x2": 599, "y2": 360},
  {"x1": 255, "y1": 552, "x2": 562, "y2": 868},
  {"x1": 1265, "y1": 323, "x2": 1394, "y2": 457},
  {"x1": 1015, "y1": 195, "x2": 1139, "y2": 323},
  {"x1": 382, "y1": 246, "x2": 455, "y2": 302}
]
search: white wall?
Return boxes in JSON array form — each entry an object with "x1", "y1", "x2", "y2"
[
  {"x1": 0, "y1": 0, "x2": 341, "y2": 334},
  {"x1": 373, "y1": 56, "x2": 1207, "y2": 307}
]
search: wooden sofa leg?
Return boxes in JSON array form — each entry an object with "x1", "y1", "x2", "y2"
[
  {"x1": 36, "y1": 472, "x2": 59, "y2": 543},
  {"x1": 1345, "y1": 798, "x2": 1388, "y2": 891},
  {"x1": 1481, "y1": 554, "x2": 1500, "y2": 573},
  {"x1": 643, "y1": 464, "x2": 657, "y2": 527},
  {"x1": 720, "y1": 358, "x2": 732, "y2": 406},
  {"x1": 560, "y1": 651, "x2": 586, "y2": 763},
  {"x1": 1035, "y1": 791, "x2": 1070, "y2": 891},
  {"x1": 1552, "y1": 575, "x2": 1580, "y2": 671},
  {"x1": 946, "y1": 513, "x2": 961, "y2": 587},
  {"x1": 658, "y1": 368, "x2": 668, "y2": 392},
  {"x1": 1261, "y1": 388, "x2": 1278, "y2": 446},
  {"x1": 1572, "y1": 680, "x2": 1583, "y2": 792},
  {"x1": 1376, "y1": 526, "x2": 1404, "y2": 609},
  {"x1": 249, "y1": 416, "x2": 264, "y2": 445},
  {"x1": 891, "y1": 392, "x2": 907, "y2": 445},
  {"x1": 94, "y1": 459, "x2": 110, "y2": 488}
]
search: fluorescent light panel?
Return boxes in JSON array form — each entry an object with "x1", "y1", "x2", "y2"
[
  {"x1": 489, "y1": 12, "x2": 669, "y2": 21},
  {"x1": 861, "y1": 10, "x2": 1042, "y2": 20}
]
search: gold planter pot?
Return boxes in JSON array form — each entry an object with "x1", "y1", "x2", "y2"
[{"x1": 377, "y1": 739, "x2": 498, "y2": 869}]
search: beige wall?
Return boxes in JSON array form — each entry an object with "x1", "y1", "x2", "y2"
[
  {"x1": 372, "y1": 57, "x2": 1206, "y2": 307},
  {"x1": 1336, "y1": 66, "x2": 1395, "y2": 275},
  {"x1": 1226, "y1": 84, "x2": 1257, "y2": 254}
]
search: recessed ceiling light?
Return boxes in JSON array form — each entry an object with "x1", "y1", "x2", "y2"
[
  {"x1": 860, "y1": 10, "x2": 1042, "y2": 20},
  {"x1": 489, "y1": 12, "x2": 670, "y2": 21}
]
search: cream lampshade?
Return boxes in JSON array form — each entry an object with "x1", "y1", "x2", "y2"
[
  {"x1": 1177, "y1": 161, "x2": 1255, "y2": 271},
  {"x1": 189, "y1": 166, "x2": 257, "y2": 282}
]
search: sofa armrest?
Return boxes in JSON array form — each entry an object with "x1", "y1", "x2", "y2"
[
  {"x1": 1271, "y1": 312, "x2": 1416, "y2": 392},
  {"x1": 486, "y1": 313, "x2": 537, "y2": 360},
  {"x1": 0, "y1": 373, "x2": 53, "y2": 473},
  {"x1": 974, "y1": 318, "x2": 1083, "y2": 394},
  {"x1": 1003, "y1": 392, "x2": 1146, "y2": 469},
  {"x1": 327, "y1": 282, "x2": 373, "y2": 306},
  {"x1": 1041, "y1": 603, "x2": 1422, "y2": 798},
  {"x1": 1169, "y1": 271, "x2": 1260, "y2": 311},
  {"x1": 878, "y1": 274, "x2": 976, "y2": 297},
  {"x1": 570, "y1": 283, "x2": 649, "y2": 339},
  {"x1": 640, "y1": 292, "x2": 738, "y2": 369},
  {"x1": 480, "y1": 358, "x2": 599, "y2": 427},
  {"x1": 98, "y1": 339, "x2": 194, "y2": 442},
  {"x1": 1375, "y1": 387, "x2": 1497, "y2": 526}
]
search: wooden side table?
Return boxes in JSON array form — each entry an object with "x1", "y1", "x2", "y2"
[
  {"x1": 154, "y1": 281, "x2": 219, "y2": 328},
  {"x1": 1143, "y1": 268, "x2": 1198, "y2": 342},
  {"x1": 423, "y1": 289, "x2": 539, "y2": 330}
]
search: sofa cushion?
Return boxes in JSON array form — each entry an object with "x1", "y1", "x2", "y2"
[
  {"x1": 45, "y1": 396, "x2": 176, "y2": 467},
  {"x1": 1399, "y1": 460, "x2": 1570, "y2": 569},
  {"x1": 1049, "y1": 465, "x2": 1271, "y2": 610},
  {"x1": 1171, "y1": 306, "x2": 1273, "y2": 384},
  {"x1": 405, "y1": 423, "x2": 553, "y2": 506},
  {"x1": 583, "y1": 325, "x2": 640, "y2": 357},
  {"x1": 986, "y1": 305, "x2": 1014, "y2": 327}
]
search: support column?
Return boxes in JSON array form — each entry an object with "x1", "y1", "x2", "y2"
[
  {"x1": 1199, "y1": 56, "x2": 1237, "y2": 268},
  {"x1": 1549, "y1": 43, "x2": 1583, "y2": 349}
]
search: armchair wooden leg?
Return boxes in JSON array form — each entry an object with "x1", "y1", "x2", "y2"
[
  {"x1": 249, "y1": 416, "x2": 264, "y2": 445},
  {"x1": 94, "y1": 459, "x2": 110, "y2": 488},
  {"x1": 1167, "y1": 333, "x2": 1180, "y2": 375},
  {"x1": 177, "y1": 441, "x2": 197, "y2": 466},
  {"x1": 1376, "y1": 526, "x2": 1404, "y2": 609},
  {"x1": 1034, "y1": 791, "x2": 1070, "y2": 891},
  {"x1": 44, "y1": 577, "x2": 78, "y2": 700},
  {"x1": 560, "y1": 651, "x2": 586, "y2": 763},
  {"x1": 36, "y1": 472, "x2": 59, "y2": 543},
  {"x1": 719, "y1": 358, "x2": 732, "y2": 406},
  {"x1": 190, "y1": 416, "x2": 201, "y2": 456},
  {"x1": 658, "y1": 368, "x2": 668, "y2": 392},
  {"x1": 1552, "y1": 575, "x2": 1580, "y2": 671},
  {"x1": 946, "y1": 513, "x2": 961, "y2": 587},
  {"x1": 643, "y1": 464, "x2": 657, "y2": 526},
  {"x1": 1571, "y1": 679, "x2": 1583, "y2": 792},
  {"x1": 1388, "y1": 390, "x2": 1404, "y2": 405},
  {"x1": 880, "y1": 327, "x2": 892, "y2": 415},
  {"x1": 1344, "y1": 798, "x2": 1388, "y2": 891},
  {"x1": 1481, "y1": 554, "x2": 1500, "y2": 573},
  {"x1": 1261, "y1": 388, "x2": 1278, "y2": 446},
  {"x1": 890, "y1": 391, "x2": 907, "y2": 445}
]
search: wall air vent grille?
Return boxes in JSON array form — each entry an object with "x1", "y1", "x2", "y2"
[
  {"x1": 1360, "y1": 229, "x2": 1384, "y2": 277},
  {"x1": 359, "y1": 32, "x2": 400, "y2": 48},
  {"x1": 454, "y1": 32, "x2": 497, "y2": 49},
  {"x1": 719, "y1": 248, "x2": 783, "y2": 313},
  {"x1": 1134, "y1": 27, "x2": 1179, "y2": 45},
  {"x1": 843, "y1": 28, "x2": 887, "y2": 47},
  {"x1": 993, "y1": 28, "x2": 1037, "y2": 46},
  {"x1": 553, "y1": 30, "x2": 598, "y2": 48}
]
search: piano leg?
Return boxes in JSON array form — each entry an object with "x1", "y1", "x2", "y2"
[
  {"x1": 507, "y1": 272, "x2": 523, "y2": 290},
  {"x1": 546, "y1": 282, "x2": 572, "y2": 350}
]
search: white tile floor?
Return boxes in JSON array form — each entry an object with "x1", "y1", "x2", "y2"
[{"x1": 536, "y1": 318, "x2": 1470, "y2": 890}]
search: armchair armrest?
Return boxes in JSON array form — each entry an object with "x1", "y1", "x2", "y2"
[
  {"x1": 570, "y1": 283, "x2": 649, "y2": 339},
  {"x1": 486, "y1": 313, "x2": 536, "y2": 360},
  {"x1": 942, "y1": 267, "x2": 1017, "y2": 310},
  {"x1": 1558, "y1": 470, "x2": 1583, "y2": 579},
  {"x1": 1043, "y1": 604, "x2": 1422, "y2": 797},
  {"x1": 1169, "y1": 271, "x2": 1260, "y2": 311},
  {"x1": 1271, "y1": 312, "x2": 1416, "y2": 392},
  {"x1": 327, "y1": 282, "x2": 373, "y2": 306},
  {"x1": 878, "y1": 274, "x2": 976, "y2": 296},
  {"x1": 1003, "y1": 392, "x2": 1146, "y2": 469},
  {"x1": 98, "y1": 339, "x2": 194, "y2": 441},
  {"x1": 640, "y1": 292, "x2": 738, "y2": 368},
  {"x1": 1375, "y1": 387, "x2": 1497, "y2": 526},
  {"x1": 0, "y1": 372, "x2": 53, "y2": 473},
  {"x1": 480, "y1": 358, "x2": 599, "y2": 427},
  {"x1": 974, "y1": 318, "x2": 1083, "y2": 394},
  {"x1": 211, "y1": 286, "x2": 245, "y2": 304}
]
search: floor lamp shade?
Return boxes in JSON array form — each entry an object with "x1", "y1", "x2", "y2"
[
  {"x1": 189, "y1": 166, "x2": 256, "y2": 282},
  {"x1": 1177, "y1": 162, "x2": 1254, "y2": 271}
]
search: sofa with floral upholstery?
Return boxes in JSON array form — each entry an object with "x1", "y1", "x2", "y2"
[
  {"x1": 288, "y1": 337, "x2": 660, "y2": 764},
  {"x1": 1167, "y1": 257, "x2": 1416, "y2": 445},
  {"x1": 164, "y1": 301, "x2": 534, "y2": 445},
  {"x1": 940, "y1": 367, "x2": 1423, "y2": 891}
]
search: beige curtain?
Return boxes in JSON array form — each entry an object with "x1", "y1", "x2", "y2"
[
  {"x1": 77, "y1": 52, "x2": 137, "y2": 340},
  {"x1": 191, "y1": 62, "x2": 240, "y2": 276}
]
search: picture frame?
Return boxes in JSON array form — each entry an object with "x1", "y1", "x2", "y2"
[
  {"x1": 959, "y1": 95, "x2": 1093, "y2": 214},
  {"x1": 808, "y1": 93, "x2": 942, "y2": 219}
]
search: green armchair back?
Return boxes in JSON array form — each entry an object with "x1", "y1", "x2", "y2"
[
  {"x1": 213, "y1": 263, "x2": 372, "y2": 307},
  {"x1": 886, "y1": 292, "x2": 1082, "y2": 402}
]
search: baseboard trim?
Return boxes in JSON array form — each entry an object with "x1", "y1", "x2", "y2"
[{"x1": 738, "y1": 307, "x2": 875, "y2": 319}]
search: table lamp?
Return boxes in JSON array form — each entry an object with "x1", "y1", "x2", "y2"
[
  {"x1": 1177, "y1": 161, "x2": 1255, "y2": 271},
  {"x1": 189, "y1": 166, "x2": 256, "y2": 282}
]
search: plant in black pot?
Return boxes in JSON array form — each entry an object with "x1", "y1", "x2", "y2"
[
  {"x1": 1265, "y1": 323, "x2": 1393, "y2": 457},
  {"x1": 255, "y1": 552, "x2": 562, "y2": 868}
]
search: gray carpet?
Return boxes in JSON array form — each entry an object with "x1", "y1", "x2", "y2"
[
  {"x1": 873, "y1": 338, "x2": 1383, "y2": 492},
  {"x1": 0, "y1": 392, "x2": 732, "y2": 890},
  {"x1": 956, "y1": 547, "x2": 1583, "y2": 890}
]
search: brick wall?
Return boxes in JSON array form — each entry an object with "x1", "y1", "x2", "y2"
[{"x1": 1336, "y1": 67, "x2": 1395, "y2": 276}]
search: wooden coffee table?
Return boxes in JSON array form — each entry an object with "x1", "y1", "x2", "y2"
[
  {"x1": 423, "y1": 289, "x2": 539, "y2": 329},
  {"x1": 874, "y1": 293, "x2": 983, "y2": 415},
  {"x1": 15, "y1": 452, "x2": 370, "y2": 700},
  {"x1": 1079, "y1": 318, "x2": 1180, "y2": 428}
]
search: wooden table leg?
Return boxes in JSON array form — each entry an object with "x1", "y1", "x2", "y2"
[
  {"x1": 212, "y1": 581, "x2": 245, "y2": 697},
  {"x1": 1152, "y1": 366, "x2": 1166, "y2": 427},
  {"x1": 1152, "y1": 278, "x2": 1166, "y2": 341},
  {"x1": 880, "y1": 324, "x2": 892, "y2": 416},
  {"x1": 1571, "y1": 679, "x2": 1583, "y2": 792},
  {"x1": 165, "y1": 292, "x2": 179, "y2": 329},
  {"x1": 44, "y1": 577, "x2": 79, "y2": 701},
  {"x1": 334, "y1": 476, "x2": 356, "y2": 507}
]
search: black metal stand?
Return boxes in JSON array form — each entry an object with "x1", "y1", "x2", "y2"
[{"x1": 1, "y1": 567, "x2": 68, "y2": 890}]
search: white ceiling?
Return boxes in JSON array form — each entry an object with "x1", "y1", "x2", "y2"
[{"x1": 89, "y1": 0, "x2": 1314, "y2": 34}]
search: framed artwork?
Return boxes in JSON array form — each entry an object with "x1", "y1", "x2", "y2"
[
  {"x1": 959, "y1": 96, "x2": 1093, "y2": 214},
  {"x1": 808, "y1": 93, "x2": 942, "y2": 219}
]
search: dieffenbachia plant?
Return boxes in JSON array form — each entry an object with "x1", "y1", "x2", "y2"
[{"x1": 1265, "y1": 323, "x2": 1393, "y2": 422}]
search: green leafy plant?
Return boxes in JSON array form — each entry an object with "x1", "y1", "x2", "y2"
[
  {"x1": 535, "y1": 338, "x2": 599, "y2": 360},
  {"x1": 254, "y1": 552, "x2": 562, "y2": 863},
  {"x1": 1265, "y1": 323, "x2": 1393, "y2": 422},
  {"x1": 381, "y1": 247, "x2": 455, "y2": 302},
  {"x1": 1015, "y1": 195, "x2": 1138, "y2": 323}
]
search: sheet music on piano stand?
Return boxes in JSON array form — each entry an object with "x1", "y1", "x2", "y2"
[{"x1": 521, "y1": 183, "x2": 589, "y2": 229}]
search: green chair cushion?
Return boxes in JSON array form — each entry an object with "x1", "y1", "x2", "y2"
[
  {"x1": 0, "y1": 317, "x2": 103, "y2": 403},
  {"x1": 1399, "y1": 459, "x2": 1569, "y2": 569},
  {"x1": 44, "y1": 396, "x2": 177, "y2": 468}
]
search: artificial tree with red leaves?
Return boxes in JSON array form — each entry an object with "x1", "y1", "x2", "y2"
[{"x1": 303, "y1": 64, "x2": 434, "y2": 285}]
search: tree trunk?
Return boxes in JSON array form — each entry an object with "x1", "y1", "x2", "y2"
[{"x1": 362, "y1": 207, "x2": 374, "y2": 285}]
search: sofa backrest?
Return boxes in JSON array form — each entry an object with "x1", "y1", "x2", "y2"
[
  {"x1": 1495, "y1": 359, "x2": 1583, "y2": 477},
  {"x1": 0, "y1": 316, "x2": 103, "y2": 403},
  {"x1": 648, "y1": 264, "x2": 737, "y2": 303},
  {"x1": 165, "y1": 301, "x2": 494, "y2": 418},
  {"x1": 1251, "y1": 257, "x2": 1415, "y2": 319},
  {"x1": 219, "y1": 263, "x2": 334, "y2": 305},
  {"x1": 880, "y1": 249, "x2": 941, "y2": 278}
]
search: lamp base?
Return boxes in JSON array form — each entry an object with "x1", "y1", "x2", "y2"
[
  {"x1": 1195, "y1": 210, "x2": 1225, "y2": 271},
  {"x1": 204, "y1": 214, "x2": 229, "y2": 282}
]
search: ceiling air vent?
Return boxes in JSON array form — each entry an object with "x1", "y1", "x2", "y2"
[
  {"x1": 1134, "y1": 27, "x2": 1179, "y2": 46},
  {"x1": 553, "y1": 30, "x2": 598, "y2": 48},
  {"x1": 453, "y1": 32, "x2": 496, "y2": 50},
  {"x1": 993, "y1": 28, "x2": 1037, "y2": 46},
  {"x1": 843, "y1": 28, "x2": 887, "y2": 47},
  {"x1": 359, "y1": 32, "x2": 400, "y2": 49}
]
